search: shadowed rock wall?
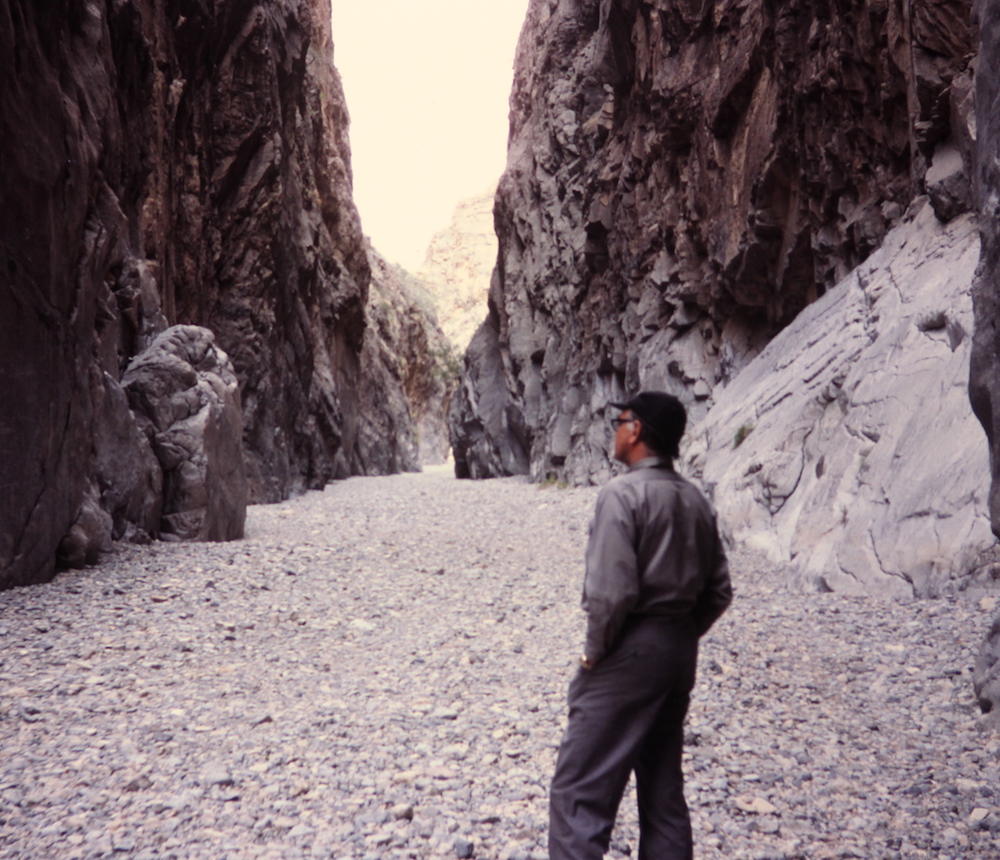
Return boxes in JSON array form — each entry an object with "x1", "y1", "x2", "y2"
[
  {"x1": 0, "y1": 0, "x2": 430, "y2": 589},
  {"x1": 452, "y1": 0, "x2": 976, "y2": 485},
  {"x1": 972, "y1": 0, "x2": 1000, "y2": 537},
  {"x1": 970, "y1": 0, "x2": 1000, "y2": 721},
  {"x1": 359, "y1": 249, "x2": 458, "y2": 472}
]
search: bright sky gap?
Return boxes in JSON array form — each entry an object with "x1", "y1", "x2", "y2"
[{"x1": 330, "y1": 1, "x2": 529, "y2": 272}]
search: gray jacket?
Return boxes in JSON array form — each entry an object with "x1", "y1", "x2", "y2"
[{"x1": 582, "y1": 457, "x2": 732, "y2": 662}]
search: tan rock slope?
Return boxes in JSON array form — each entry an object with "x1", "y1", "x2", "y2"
[{"x1": 418, "y1": 189, "x2": 498, "y2": 350}]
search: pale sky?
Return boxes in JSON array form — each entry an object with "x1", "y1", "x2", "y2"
[{"x1": 330, "y1": 1, "x2": 529, "y2": 271}]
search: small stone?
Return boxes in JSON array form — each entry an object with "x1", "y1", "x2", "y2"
[
  {"x1": 454, "y1": 838, "x2": 475, "y2": 858},
  {"x1": 17, "y1": 702, "x2": 42, "y2": 722},
  {"x1": 734, "y1": 795, "x2": 778, "y2": 814},
  {"x1": 969, "y1": 807, "x2": 990, "y2": 824},
  {"x1": 203, "y1": 765, "x2": 234, "y2": 787},
  {"x1": 124, "y1": 775, "x2": 153, "y2": 792},
  {"x1": 392, "y1": 803, "x2": 414, "y2": 821},
  {"x1": 392, "y1": 770, "x2": 421, "y2": 784}
]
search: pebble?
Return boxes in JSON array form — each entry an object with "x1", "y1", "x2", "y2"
[{"x1": 0, "y1": 467, "x2": 998, "y2": 859}]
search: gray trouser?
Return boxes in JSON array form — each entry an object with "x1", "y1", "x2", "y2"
[{"x1": 548, "y1": 614, "x2": 698, "y2": 860}]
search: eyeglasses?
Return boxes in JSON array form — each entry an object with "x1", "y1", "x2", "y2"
[{"x1": 610, "y1": 417, "x2": 636, "y2": 429}]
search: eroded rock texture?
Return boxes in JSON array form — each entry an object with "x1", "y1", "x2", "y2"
[
  {"x1": 689, "y1": 202, "x2": 992, "y2": 597},
  {"x1": 453, "y1": 0, "x2": 976, "y2": 484},
  {"x1": 358, "y1": 250, "x2": 458, "y2": 472},
  {"x1": 122, "y1": 326, "x2": 247, "y2": 542},
  {"x1": 0, "y1": 0, "x2": 430, "y2": 588}
]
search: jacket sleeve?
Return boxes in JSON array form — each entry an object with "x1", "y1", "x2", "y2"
[
  {"x1": 692, "y1": 519, "x2": 732, "y2": 636},
  {"x1": 582, "y1": 484, "x2": 640, "y2": 663}
]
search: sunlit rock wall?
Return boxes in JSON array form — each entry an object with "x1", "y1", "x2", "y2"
[
  {"x1": 689, "y1": 202, "x2": 991, "y2": 597},
  {"x1": 451, "y1": 0, "x2": 976, "y2": 485},
  {"x1": 419, "y1": 189, "x2": 499, "y2": 350}
]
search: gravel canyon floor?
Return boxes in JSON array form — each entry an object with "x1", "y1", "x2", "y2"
[{"x1": 1, "y1": 469, "x2": 998, "y2": 860}]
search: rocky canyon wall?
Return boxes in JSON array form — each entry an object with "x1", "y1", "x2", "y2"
[
  {"x1": 360, "y1": 249, "x2": 457, "y2": 472},
  {"x1": 451, "y1": 0, "x2": 976, "y2": 485},
  {"x1": 0, "y1": 0, "x2": 443, "y2": 589},
  {"x1": 972, "y1": 0, "x2": 1000, "y2": 537}
]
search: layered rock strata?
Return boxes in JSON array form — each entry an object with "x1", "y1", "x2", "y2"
[
  {"x1": 688, "y1": 202, "x2": 992, "y2": 597},
  {"x1": 452, "y1": 0, "x2": 976, "y2": 485},
  {"x1": 0, "y1": 0, "x2": 434, "y2": 588}
]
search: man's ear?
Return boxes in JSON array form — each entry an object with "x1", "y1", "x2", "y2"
[{"x1": 629, "y1": 418, "x2": 642, "y2": 443}]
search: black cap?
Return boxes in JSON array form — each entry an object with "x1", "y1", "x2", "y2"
[{"x1": 610, "y1": 391, "x2": 687, "y2": 458}]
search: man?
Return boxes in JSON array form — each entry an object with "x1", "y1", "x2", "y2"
[{"x1": 548, "y1": 391, "x2": 733, "y2": 860}]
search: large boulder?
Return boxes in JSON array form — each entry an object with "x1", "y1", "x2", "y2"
[
  {"x1": 122, "y1": 326, "x2": 247, "y2": 542},
  {"x1": 688, "y1": 202, "x2": 992, "y2": 596},
  {"x1": 974, "y1": 614, "x2": 1000, "y2": 724}
]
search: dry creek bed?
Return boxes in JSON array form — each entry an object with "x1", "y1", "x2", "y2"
[{"x1": 1, "y1": 469, "x2": 999, "y2": 860}]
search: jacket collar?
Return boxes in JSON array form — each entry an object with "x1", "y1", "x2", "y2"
[{"x1": 628, "y1": 455, "x2": 674, "y2": 472}]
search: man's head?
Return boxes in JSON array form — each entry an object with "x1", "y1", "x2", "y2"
[{"x1": 609, "y1": 392, "x2": 687, "y2": 465}]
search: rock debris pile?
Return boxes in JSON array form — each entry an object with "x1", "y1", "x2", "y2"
[{"x1": 0, "y1": 472, "x2": 998, "y2": 860}]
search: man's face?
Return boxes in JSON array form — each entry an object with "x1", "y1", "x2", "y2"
[{"x1": 613, "y1": 410, "x2": 638, "y2": 463}]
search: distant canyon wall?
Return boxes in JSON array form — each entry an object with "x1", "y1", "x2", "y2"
[
  {"x1": 419, "y1": 189, "x2": 499, "y2": 350},
  {"x1": 0, "y1": 0, "x2": 446, "y2": 589},
  {"x1": 451, "y1": 0, "x2": 976, "y2": 485}
]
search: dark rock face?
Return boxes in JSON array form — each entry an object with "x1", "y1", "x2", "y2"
[
  {"x1": 453, "y1": 0, "x2": 976, "y2": 484},
  {"x1": 355, "y1": 250, "x2": 458, "y2": 474},
  {"x1": 972, "y1": 0, "x2": 1000, "y2": 538},
  {"x1": 0, "y1": 0, "x2": 432, "y2": 588},
  {"x1": 971, "y1": 0, "x2": 1000, "y2": 716},
  {"x1": 160, "y1": 0, "x2": 371, "y2": 503},
  {"x1": 450, "y1": 312, "x2": 531, "y2": 480}
]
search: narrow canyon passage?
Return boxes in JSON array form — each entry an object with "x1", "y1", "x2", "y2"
[{"x1": 0, "y1": 472, "x2": 997, "y2": 860}]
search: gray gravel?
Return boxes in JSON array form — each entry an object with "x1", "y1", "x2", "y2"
[{"x1": 1, "y1": 468, "x2": 998, "y2": 860}]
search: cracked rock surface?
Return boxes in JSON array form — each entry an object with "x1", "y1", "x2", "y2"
[
  {"x1": 1, "y1": 471, "x2": 999, "y2": 859},
  {"x1": 687, "y1": 202, "x2": 993, "y2": 597}
]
